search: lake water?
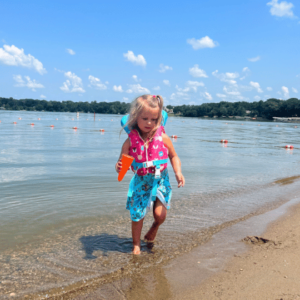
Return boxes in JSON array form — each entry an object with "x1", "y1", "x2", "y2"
[{"x1": 0, "y1": 110, "x2": 300, "y2": 298}]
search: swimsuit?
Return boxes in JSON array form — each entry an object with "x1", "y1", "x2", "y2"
[{"x1": 126, "y1": 126, "x2": 172, "y2": 222}]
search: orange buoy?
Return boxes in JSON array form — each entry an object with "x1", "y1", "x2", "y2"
[
  {"x1": 18, "y1": 117, "x2": 21, "y2": 120},
  {"x1": 31, "y1": 123, "x2": 35, "y2": 126},
  {"x1": 220, "y1": 139, "x2": 228, "y2": 143},
  {"x1": 285, "y1": 145, "x2": 294, "y2": 149},
  {"x1": 118, "y1": 154, "x2": 134, "y2": 182},
  {"x1": 171, "y1": 135, "x2": 178, "y2": 138},
  {"x1": 99, "y1": 129, "x2": 105, "y2": 132},
  {"x1": 13, "y1": 122, "x2": 17, "y2": 124},
  {"x1": 73, "y1": 127, "x2": 78, "y2": 130}
]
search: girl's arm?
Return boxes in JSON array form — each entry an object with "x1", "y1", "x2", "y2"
[
  {"x1": 115, "y1": 138, "x2": 130, "y2": 173},
  {"x1": 162, "y1": 133, "x2": 185, "y2": 188}
]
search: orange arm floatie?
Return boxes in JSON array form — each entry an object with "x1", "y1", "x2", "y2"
[{"x1": 118, "y1": 154, "x2": 134, "y2": 182}]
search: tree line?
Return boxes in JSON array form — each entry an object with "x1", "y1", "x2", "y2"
[
  {"x1": 1, "y1": 96, "x2": 300, "y2": 119},
  {"x1": 168, "y1": 98, "x2": 300, "y2": 119},
  {"x1": 0, "y1": 97, "x2": 130, "y2": 115}
]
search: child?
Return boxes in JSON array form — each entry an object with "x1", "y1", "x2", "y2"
[{"x1": 115, "y1": 94, "x2": 185, "y2": 255}]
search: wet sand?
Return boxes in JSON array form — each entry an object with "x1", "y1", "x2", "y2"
[{"x1": 181, "y1": 200, "x2": 300, "y2": 300}]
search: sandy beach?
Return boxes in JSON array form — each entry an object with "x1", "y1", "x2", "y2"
[{"x1": 182, "y1": 201, "x2": 300, "y2": 300}]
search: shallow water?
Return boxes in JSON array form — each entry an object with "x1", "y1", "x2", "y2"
[{"x1": 0, "y1": 111, "x2": 300, "y2": 298}]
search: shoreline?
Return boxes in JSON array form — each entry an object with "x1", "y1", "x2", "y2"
[
  {"x1": 25, "y1": 183, "x2": 300, "y2": 300},
  {"x1": 181, "y1": 198, "x2": 300, "y2": 299}
]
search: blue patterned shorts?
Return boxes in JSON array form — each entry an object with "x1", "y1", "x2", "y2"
[{"x1": 126, "y1": 168, "x2": 172, "y2": 222}]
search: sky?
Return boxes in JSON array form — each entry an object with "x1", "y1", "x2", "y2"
[{"x1": 0, "y1": 0, "x2": 299, "y2": 106}]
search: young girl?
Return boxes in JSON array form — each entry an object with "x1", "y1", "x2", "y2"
[{"x1": 115, "y1": 94, "x2": 185, "y2": 255}]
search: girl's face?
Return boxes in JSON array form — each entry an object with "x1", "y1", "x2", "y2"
[{"x1": 137, "y1": 104, "x2": 159, "y2": 134}]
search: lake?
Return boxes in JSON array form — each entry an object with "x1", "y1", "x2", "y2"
[{"x1": 0, "y1": 110, "x2": 300, "y2": 298}]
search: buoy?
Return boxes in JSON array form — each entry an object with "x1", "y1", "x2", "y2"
[
  {"x1": 285, "y1": 145, "x2": 294, "y2": 149},
  {"x1": 56, "y1": 118, "x2": 58, "y2": 120},
  {"x1": 241, "y1": 124, "x2": 244, "y2": 125},
  {"x1": 13, "y1": 122, "x2": 17, "y2": 124},
  {"x1": 38, "y1": 118, "x2": 41, "y2": 120},
  {"x1": 111, "y1": 119, "x2": 113, "y2": 121},
  {"x1": 220, "y1": 140, "x2": 228, "y2": 143},
  {"x1": 99, "y1": 129, "x2": 105, "y2": 132},
  {"x1": 18, "y1": 117, "x2": 21, "y2": 120},
  {"x1": 295, "y1": 126, "x2": 297, "y2": 128},
  {"x1": 73, "y1": 127, "x2": 77, "y2": 130},
  {"x1": 171, "y1": 135, "x2": 177, "y2": 138},
  {"x1": 30, "y1": 123, "x2": 34, "y2": 126},
  {"x1": 258, "y1": 124, "x2": 260, "y2": 126},
  {"x1": 50, "y1": 125, "x2": 54, "y2": 127},
  {"x1": 118, "y1": 154, "x2": 134, "y2": 182},
  {"x1": 276, "y1": 125, "x2": 278, "y2": 127},
  {"x1": 72, "y1": 118, "x2": 74, "y2": 120}
]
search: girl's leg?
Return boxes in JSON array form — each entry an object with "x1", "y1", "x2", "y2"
[
  {"x1": 132, "y1": 218, "x2": 144, "y2": 255},
  {"x1": 144, "y1": 198, "x2": 167, "y2": 242}
]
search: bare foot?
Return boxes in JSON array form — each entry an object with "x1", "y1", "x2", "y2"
[
  {"x1": 132, "y1": 245, "x2": 141, "y2": 255},
  {"x1": 144, "y1": 222, "x2": 159, "y2": 242}
]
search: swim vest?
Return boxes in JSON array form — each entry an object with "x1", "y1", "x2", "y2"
[{"x1": 121, "y1": 111, "x2": 169, "y2": 201}]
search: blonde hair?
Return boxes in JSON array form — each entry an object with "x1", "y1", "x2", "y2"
[{"x1": 122, "y1": 94, "x2": 164, "y2": 138}]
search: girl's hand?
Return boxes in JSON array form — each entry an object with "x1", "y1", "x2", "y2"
[
  {"x1": 175, "y1": 172, "x2": 185, "y2": 188},
  {"x1": 115, "y1": 160, "x2": 122, "y2": 173}
]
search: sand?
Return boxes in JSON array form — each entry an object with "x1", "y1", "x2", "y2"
[{"x1": 182, "y1": 202, "x2": 300, "y2": 300}]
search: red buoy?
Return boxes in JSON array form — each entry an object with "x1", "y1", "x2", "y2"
[
  {"x1": 73, "y1": 127, "x2": 77, "y2": 130},
  {"x1": 171, "y1": 135, "x2": 178, "y2": 138},
  {"x1": 220, "y1": 140, "x2": 228, "y2": 143},
  {"x1": 285, "y1": 145, "x2": 294, "y2": 149},
  {"x1": 99, "y1": 129, "x2": 105, "y2": 132},
  {"x1": 50, "y1": 125, "x2": 54, "y2": 127},
  {"x1": 13, "y1": 122, "x2": 17, "y2": 124},
  {"x1": 31, "y1": 123, "x2": 35, "y2": 126}
]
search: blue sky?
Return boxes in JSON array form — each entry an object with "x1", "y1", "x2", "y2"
[{"x1": 0, "y1": 0, "x2": 299, "y2": 105}]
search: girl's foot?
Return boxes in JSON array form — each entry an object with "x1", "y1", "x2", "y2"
[
  {"x1": 132, "y1": 245, "x2": 141, "y2": 255},
  {"x1": 144, "y1": 222, "x2": 159, "y2": 242}
]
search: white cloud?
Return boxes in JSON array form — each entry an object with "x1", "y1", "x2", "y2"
[
  {"x1": 250, "y1": 81, "x2": 263, "y2": 93},
  {"x1": 248, "y1": 56, "x2": 261, "y2": 62},
  {"x1": 216, "y1": 93, "x2": 227, "y2": 98},
  {"x1": 153, "y1": 86, "x2": 161, "y2": 91},
  {"x1": 292, "y1": 87, "x2": 298, "y2": 93},
  {"x1": 187, "y1": 36, "x2": 218, "y2": 50},
  {"x1": 212, "y1": 70, "x2": 239, "y2": 85},
  {"x1": 282, "y1": 86, "x2": 290, "y2": 98},
  {"x1": 189, "y1": 64, "x2": 208, "y2": 78},
  {"x1": 126, "y1": 84, "x2": 150, "y2": 94},
  {"x1": 123, "y1": 51, "x2": 146, "y2": 66},
  {"x1": 159, "y1": 63, "x2": 173, "y2": 73},
  {"x1": 0, "y1": 45, "x2": 46, "y2": 74},
  {"x1": 202, "y1": 92, "x2": 213, "y2": 100},
  {"x1": 266, "y1": 87, "x2": 273, "y2": 91},
  {"x1": 113, "y1": 85, "x2": 123, "y2": 92},
  {"x1": 132, "y1": 75, "x2": 141, "y2": 82},
  {"x1": 13, "y1": 75, "x2": 44, "y2": 91},
  {"x1": 123, "y1": 97, "x2": 129, "y2": 102},
  {"x1": 40, "y1": 94, "x2": 46, "y2": 99},
  {"x1": 223, "y1": 86, "x2": 241, "y2": 96},
  {"x1": 254, "y1": 95, "x2": 261, "y2": 100},
  {"x1": 66, "y1": 48, "x2": 75, "y2": 55},
  {"x1": 186, "y1": 80, "x2": 204, "y2": 91},
  {"x1": 60, "y1": 71, "x2": 85, "y2": 93},
  {"x1": 88, "y1": 75, "x2": 107, "y2": 90},
  {"x1": 240, "y1": 67, "x2": 251, "y2": 80},
  {"x1": 267, "y1": 0, "x2": 295, "y2": 18},
  {"x1": 163, "y1": 80, "x2": 170, "y2": 86}
]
